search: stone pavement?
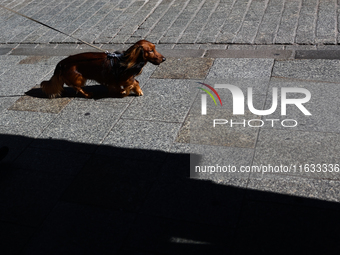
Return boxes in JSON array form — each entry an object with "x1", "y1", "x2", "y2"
[{"x1": 1, "y1": 0, "x2": 340, "y2": 254}]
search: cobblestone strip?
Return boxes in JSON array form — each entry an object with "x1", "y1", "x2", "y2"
[
  {"x1": 275, "y1": 0, "x2": 302, "y2": 44},
  {"x1": 145, "y1": 0, "x2": 191, "y2": 43},
  {"x1": 177, "y1": 0, "x2": 219, "y2": 43},
  {"x1": 8, "y1": 0, "x2": 64, "y2": 43},
  {"x1": 62, "y1": 1, "x2": 121, "y2": 43},
  {"x1": 196, "y1": 0, "x2": 235, "y2": 43},
  {"x1": 295, "y1": 0, "x2": 318, "y2": 44},
  {"x1": 79, "y1": 0, "x2": 136, "y2": 44},
  {"x1": 127, "y1": 0, "x2": 176, "y2": 43},
  {"x1": 0, "y1": 0, "x2": 47, "y2": 42},
  {"x1": 254, "y1": 0, "x2": 284, "y2": 44},
  {"x1": 316, "y1": 0, "x2": 337, "y2": 44},
  {"x1": 47, "y1": 0, "x2": 103, "y2": 43},
  {"x1": 0, "y1": 0, "x2": 31, "y2": 21},
  {"x1": 108, "y1": 0, "x2": 162, "y2": 44},
  {"x1": 216, "y1": 0, "x2": 252, "y2": 43},
  {"x1": 233, "y1": 0, "x2": 269, "y2": 44},
  {"x1": 20, "y1": 0, "x2": 80, "y2": 43},
  {"x1": 37, "y1": 0, "x2": 100, "y2": 44},
  {"x1": 338, "y1": 0, "x2": 340, "y2": 43}
]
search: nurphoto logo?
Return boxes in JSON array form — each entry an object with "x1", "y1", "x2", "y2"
[{"x1": 198, "y1": 82, "x2": 312, "y2": 128}]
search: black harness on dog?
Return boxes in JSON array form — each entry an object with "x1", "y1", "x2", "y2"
[{"x1": 106, "y1": 52, "x2": 124, "y2": 76}]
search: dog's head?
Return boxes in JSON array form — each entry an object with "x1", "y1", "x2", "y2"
[
  {"x1": 125, "y1": 40, "x2": 166, "y2": 67},
  {"x1": 136, "y1": 40, "x2": 166, "y2": 65}
]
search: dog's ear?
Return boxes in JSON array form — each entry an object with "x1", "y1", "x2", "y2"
[{"x1": 126, "y1": 45, "x2": 145, "y2": 69}]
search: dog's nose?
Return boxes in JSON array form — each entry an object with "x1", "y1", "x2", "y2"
[{"x1": 162, "y1": 57, "x2": 166, "y2": 62}]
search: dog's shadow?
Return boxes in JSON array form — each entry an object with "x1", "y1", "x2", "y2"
[{"x1": 25, "y1": 85, "x2": 138, "y2": 100}]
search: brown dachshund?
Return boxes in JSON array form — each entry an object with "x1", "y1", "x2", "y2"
[{"x1": 40, "y1": 40, "x2": 165, "y2": 98}]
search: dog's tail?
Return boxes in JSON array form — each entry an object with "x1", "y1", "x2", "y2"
[{"x1": 40, "y1": 63, "x2": 64, "y2": 98}]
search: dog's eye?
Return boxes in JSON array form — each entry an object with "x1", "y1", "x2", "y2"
[{"x1": 149, "y1": 50, "x2": 154, "y2": 53}]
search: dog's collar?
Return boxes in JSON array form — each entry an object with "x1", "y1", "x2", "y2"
[{"x1": 106, "y1": 52, "x2": 123, "y2": 60}]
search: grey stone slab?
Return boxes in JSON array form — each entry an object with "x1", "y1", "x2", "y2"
[
  {"x1": 151, "y1": 57, "x2": 213, "y2": 79},
  {"x1": 100, "y1": 119, "x2": 182, "y2": 160},
  {"x1": 122, "y1": 79, "x2": 197, "y2": 122},
  {"x1": 175, "y1": 116, "x2": 190, "y2": 143},
  {"x1": 10, "y1": 47, "x2": 99, "y2": 56},
  {"x1": 285, "y1": 45, "x2": 317, "y2": 51},
  {"x1": 0, "y1": 169, "x2": 74, "y2": 227},
  {"x1": 0, "y1": 55, "x2": 26, "y2": 74},
  {"x1": 9, "y1": 95, "x2": 72, "y2": 113},
  {"x1": 0, "y1": 110, "x2": 56, "y2": 135},
  {"x1": 199, "y1": 44, "x2": 227, "y2": 49},
  {"x1": 174, "y1": 44, "x2": 201, "y2": 49},
  {"x1": 253, "y1": 129, "x2": 340, "y2": 180},
  {"x1": 22, "y1": 202, "x2": 135, "y2": 255},
  {"x1": 272, "y1": 59, "x2": 340, "y2": 82},
  {"x1": 262, "y1": 78, "x2": 340, "y2": 133},
  {"x1": 35, "y1": 100, "x2": 128, "y2": 150},
  {"x1": 248, "y1": 175, "x2": 340, "y2": 203},
  {"x1": 18, "y1": 55, "x2": 51, "y2": 64},
  {"x1": 0, "y1": 48, "x2": 11, "y2": 55},
  {"x1": 61, "y1": 154, "x2": 163, "y2": 211},
  {"x1": 207, "y1": 58, "x2": 274, "y2": 80},
  {"x1": 295, "y1": 50, "x2": 340, "y2": 59},
  {"x1": 205, "y1": 49, "x2": 292, "y2": 60},
  {"x1": 0, "y1": 96, "x2": 20, "y2": 112},
  {"x1": 190, "y1": 90, "x2": 266, "y2": 149},
  {"x1": 0, "y1": 64, "x2": 54, "y2": 96},
  {"x1": 124, "y1": 214, "x2": 233, "y2": 254},
  {"x1": 152, "y1": 49, "x2": 205, "y2": 58}
]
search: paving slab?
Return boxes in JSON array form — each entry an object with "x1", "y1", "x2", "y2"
[
  {"x1": 34, "y1": 100, "x2": 128, "y2": 151},
  {"x1": 206, "y1": 58, "x2": 274, "y2": 80},
  {"x1": 272, "y1": 59, "x2": 340, "y2": 82},
  {"x1": 296, "y1": 50, "x2": 340, "y2": 59},
  {"x1": 122, "y1": 79, "x2": 198, "y2": 122},
  {"x1": 205, "y1": 49, "x2": 293, "y2": 60},
  {"x1": 151, "y1": 57, "x2": 214, "y2": 79},
  {"x1": 0, "y1": 64, "x2": 53, "y2": 96},
  {"x1": 190, "y1": 90, "x2": 266, "y2": 148},
  {"x1": 0, "y1": 109, "x2": 56, "y2": 135},
  {"x1": 253, "y1": 129, "x2": 340, "y2": 180},
  {"x1": 9, "y1": 95, "x2": 72, "y2": 113},
  {"x1": 247, "y1": 175, "x2": 340, "y2": 204},
  {"x1": 0, "y1": 48, "x2": 11, "y2": 55},
  {"x1": 262, "y1": 78, "x2": 340, "y2": 133}
]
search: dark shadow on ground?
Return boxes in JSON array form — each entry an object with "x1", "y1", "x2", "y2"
[
  {"x1": 25, "y1": 85, "x2": 139, "y2": 100},
  {"x1": 0, "y1": 134, "x2": 339, "y2": 255}
]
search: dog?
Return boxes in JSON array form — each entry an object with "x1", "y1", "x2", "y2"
[{"x1": 40, "y1": 40, "x2": 166, "y2": 98}]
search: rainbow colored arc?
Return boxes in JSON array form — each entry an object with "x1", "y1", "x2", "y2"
[{"x1": 197, "y1": 82, "x2": 222, "y2": 106}]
